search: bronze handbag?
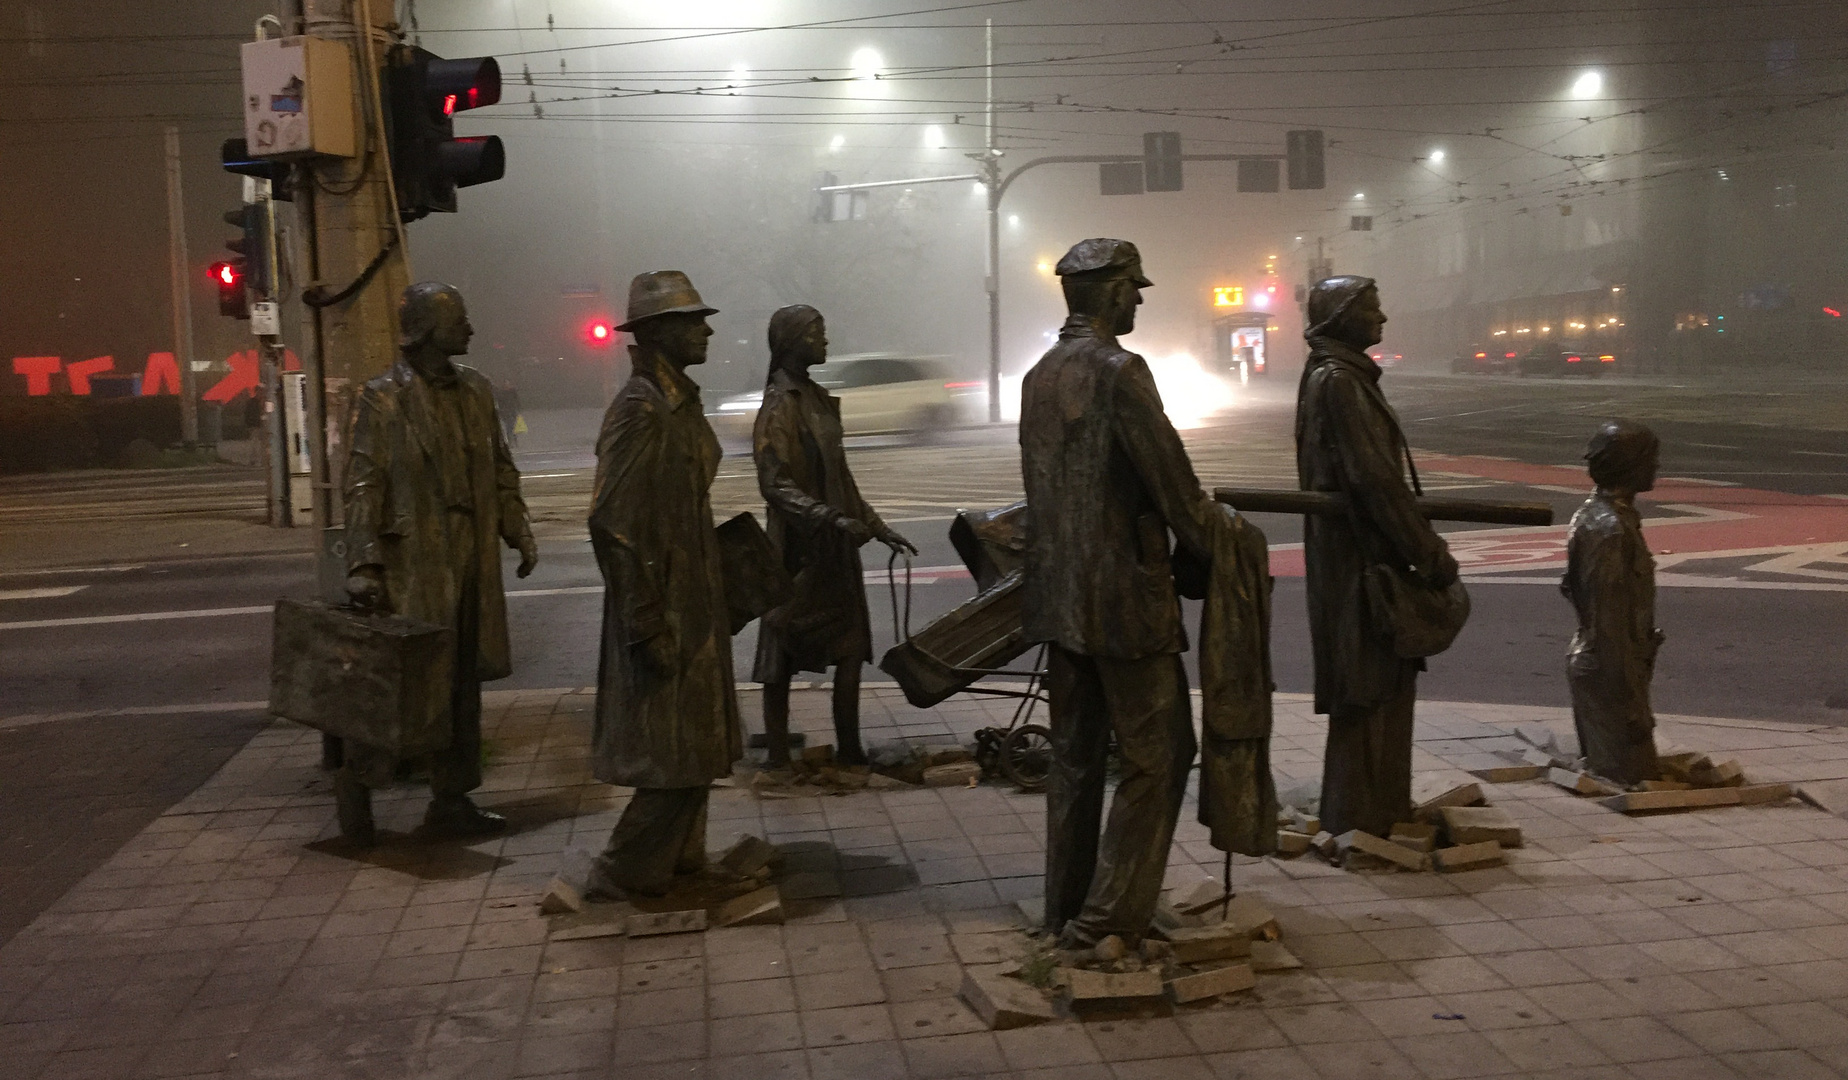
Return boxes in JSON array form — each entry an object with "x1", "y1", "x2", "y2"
[{"x1": 1351, "y1": 419, "x2": 1470, "y2": 659}]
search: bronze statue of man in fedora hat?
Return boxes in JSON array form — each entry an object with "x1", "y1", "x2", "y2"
[{"x1": 585, "y1": 270, "x2": 745, "y2": 898}]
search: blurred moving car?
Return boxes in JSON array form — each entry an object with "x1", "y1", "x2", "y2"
[
  {"x1": 1450, "y1": 346, "x2": 1517, "y2": 374},
  {"x1": 1368, "y1": 349, "x2": 1405, "y2": 369},
  {"x1": 710, "y1": 353, "x2": 976, "y2": 440},
  {"x1": 1517, "y1": 342, "x2": 1615, "y2": 378}
]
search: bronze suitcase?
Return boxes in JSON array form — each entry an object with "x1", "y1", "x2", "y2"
[
  {"x1": 879, "y1": 571, "x2": 1029, "y2": 708},
  {"x1": 716, "y1": 511, "x2": 795, "y2": 634},
  {"x1": 269, "y1": 598, "x2": 455, "y2": 755}
]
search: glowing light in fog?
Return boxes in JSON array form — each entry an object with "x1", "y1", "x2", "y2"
[
  {"x1": 1571, "y1": 70, "x2": 1603, "y2": 98},
  {"x1": 924, "y1": 125, "x2": 946, "y2": 149},
  {"x1": 1008, "y1": 214, "x2": 1020, "y2": 227},
  {"x1": 1146, "y1": 353, "x2": 1235, "y2": 430},
  {"x1": 851, "y1": 48, "x2": 884, "y2": 80},
  {"x1": 728, "y1": 63, "x2": 749, "y2": 85},
  {"x1": 828, "y1": 133, "x2": 845, "y2": 151},
  {"x1": 1353, "y1": 192, "x2": 1365, "y2": 200},
  {"x1": 1428, "y1": 149, "x2": 1445, "y2": 163}
]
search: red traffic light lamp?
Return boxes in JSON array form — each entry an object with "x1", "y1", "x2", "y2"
[
  {"x1": 584, "y1": 319, "x2": 615, "y2": 346},
  {"x1": 211, "y1": 260, "x2": 247, "y2": 318}
]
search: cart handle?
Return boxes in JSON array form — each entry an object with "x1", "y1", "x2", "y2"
[{"x1": 886, "y1": 548, "x2": 914, "y2": 646}]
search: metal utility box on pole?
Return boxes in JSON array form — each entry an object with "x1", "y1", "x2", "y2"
[{"x1": 163, "y1": 125, "x2": 199, "y2": 446}]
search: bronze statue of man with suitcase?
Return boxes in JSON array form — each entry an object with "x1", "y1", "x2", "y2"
[{"x1": 336, "y1": 281, "x2": 539, "y2": 845}]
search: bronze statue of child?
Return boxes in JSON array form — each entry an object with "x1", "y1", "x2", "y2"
[{"x1": 1561, "y1": 420, "x2": 1664, "y2": 786}]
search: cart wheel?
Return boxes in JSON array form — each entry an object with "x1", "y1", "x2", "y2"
[{"x1": 1000, "y1": 723, "x2": 1054, "y2": 791}]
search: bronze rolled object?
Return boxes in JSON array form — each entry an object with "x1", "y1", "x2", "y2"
[{"x1": 1213, "y1": 488, "x2": 1554, "y2": 527}]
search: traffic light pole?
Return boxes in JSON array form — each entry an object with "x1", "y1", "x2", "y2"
[{"x1": 163, "y1": 125, "x2": 200, "y2": 446}]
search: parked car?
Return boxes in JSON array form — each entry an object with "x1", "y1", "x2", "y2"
[
  {"x1": 1450, "y1": 346, "x2": 1516, "y2": 374},
  {"x1": 1518, "y1": 342, "x2": 1615, "y2": 378},
  {"x1": 709, "y1": 353, "x2": 974, "y2": 440}
]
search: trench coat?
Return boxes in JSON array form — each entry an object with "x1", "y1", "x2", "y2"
[
  {"x1": 1562, "y1": 492, "x2": 1662, "y2": 783},
  {"x1": 588, "y1": 352, "x2": 743, "y2": 790},
  {"x1": 1192, "y1": 503, "x2": 1279, "y2": 856},
  {"x1": 1019, "y1": 314, "x2": 1214, "y2": 659},
  {"x1": 751, "y1": 367, "x2": 885, "y2": 680},
  {"x1": 1294, "y1": 338, "x2": 1451, "y2": 712},
  {"x1": 344, "y1": 359, "x2": 531, "y2": 681}
]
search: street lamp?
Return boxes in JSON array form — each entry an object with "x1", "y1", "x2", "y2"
[
  {"x1": 851, "y1": 48, "x2": 883, "y2": 80},
  {"x1": 828, "y1": 133, "x2": 845, "y2": 152},
  {"x1": 924, "y1": 125, "x2": 946, "y2": 150},
  {"x1": 1571, "y1": 70, "x2": 1603, "y2": 99},
  {"x1": 1428, "y1": 149, "x2": 1445, "y2": 163}
]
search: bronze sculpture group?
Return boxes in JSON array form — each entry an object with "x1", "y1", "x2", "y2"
[{"x1": 297, "y1": 245, "x2": 1669, "y2": 943}]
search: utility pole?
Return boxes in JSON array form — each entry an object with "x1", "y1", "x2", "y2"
[
  {"x1": 983, "y1": 17, "x2": 1001, "y2": 423},
  {"x1": 163, "y1": 125, "x2": 199, "y2": 446},
  {"x1": 293, "y1": 0, "x2": 413, "y2": 585}
]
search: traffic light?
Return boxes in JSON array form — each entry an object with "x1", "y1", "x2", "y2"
[
  {"x1": 1143, "y1": 131, "x2": 1182, "y2": 192},
  {"x1": 386, "y1": 47, "x2": 505, "y2": 221},
  {"x1": 220, "y1": 137, "x2": 293, "y2": 201},
  {"x1": 583, "y1": 319, "x2": 615, "y2": 347},
  {"x1": 212, "y1": 258, "x2": 248, "y2": 319},
  {"x1": 1287, "y1": 130, "x2": 1325, "y2": 190}
]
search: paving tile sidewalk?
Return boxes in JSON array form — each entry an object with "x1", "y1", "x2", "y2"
[{"x1": 4, "y1": 686, "x2": 1848, "y2": 1080}]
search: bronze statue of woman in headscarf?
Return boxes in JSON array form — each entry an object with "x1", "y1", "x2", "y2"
[{"x1": 752, "y1": 305, "x2": 915, "y2": 767}]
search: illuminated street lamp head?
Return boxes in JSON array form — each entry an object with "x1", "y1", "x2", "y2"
[
  {"x1": 1429, "y1": 149, "x2": 1445, "y2": 163},
  {"x1": 1571, "y1": 70, "x2": 1603, "y2": 98},
  {"x1": 829, "y1": 133, "x2": 845, "y2": 152},
  {"x1": 851, "y1": 47, "x2": 883, "y2": 80}
]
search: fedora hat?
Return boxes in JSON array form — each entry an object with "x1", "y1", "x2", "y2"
[{"x1": 617, "y1": 270, "x2": 719, "y2": 331}]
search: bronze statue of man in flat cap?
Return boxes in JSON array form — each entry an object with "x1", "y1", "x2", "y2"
[
  {"x1": 586, "y1": 270, "x2": 744, "y2": 897},
  {"x1": 752, "y1": 304, "x2": 916, "y2": 769},
  {"x1": 1019, "y1": 238, "x2": 1213, "y2": 947},
  {"x1": 338, "y1": 281, "x2": 538, "y2": 845},
  {"x1": 1296, "y1": 276, "x2": 1460, "y2": 838},
  {"x1": 1562, "y1": 419, "x2": 1663, "y2": 786}
]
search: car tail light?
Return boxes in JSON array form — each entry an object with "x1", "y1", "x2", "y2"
[
  {"x1": 943, "y1": 381, "x2": 982, "y2": 389},
  {"x1": 1474, "y1": 352, "x2": 1486, "y2": 358},
  {"x1": 1599, "y1": 354, "x2": 1615, "y2": 362},
  {"x1": 1566, "y1": 355, "x2": 1581, "y2": 362},
  {"x1": 1504, "y1": 352, "x2": 1516, "y2": 358}
]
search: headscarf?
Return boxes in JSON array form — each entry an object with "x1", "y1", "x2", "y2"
[
  {"x1": 767, "y1": 305, "x2": 824, "y2": 377},
  {"x1": 1586, "y1": 419, "x2": 1659, "y2": 488},
  {"x1": 1304, "y1": 275, "x2": 1377, "y2": 340}
]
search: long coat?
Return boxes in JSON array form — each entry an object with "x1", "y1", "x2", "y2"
[
  {"x1": 751, "y1": 366, "x2": 886, "y2": 679},
  {"x1": 589, "y1": 352, "x2": 742, "y2": 789},
  {"x1": 1295, "y1": 338, "x2": 1451, "y2": 712},
  {"x1": 1019, "y1": 315, "x2": 1213, "y2": 660},
  {"x1": 344, "y1": 359, "x2": 531, "y2": 681},
  {"x1": 1562, "y1": 492, "x2": 1661, "y2": 782}
]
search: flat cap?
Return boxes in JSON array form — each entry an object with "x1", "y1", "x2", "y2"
[{"x1": 1054, "y1": 238, "x2": 1153, "y2": 287}]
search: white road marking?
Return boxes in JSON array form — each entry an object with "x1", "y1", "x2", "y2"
[
  {"x1": 0, "y1": 699, "x2": 270, "y2": 731},
  {"x1": 0, "y1": 587, "x2": 87, "y2": 601},
  {"x1": 0, "y1": 605, "x2": 272, "y2": 630},
  {"x1": 0, "y1": 564, "x2": 145, "y2": 578},
  {"x1": 1464, "y1": 573, "x2": 1848, "y2": 592}
]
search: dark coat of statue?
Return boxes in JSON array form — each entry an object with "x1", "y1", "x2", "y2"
[
  {"x1": 589, "y1": 341, "x2": 742, "y2": 790},
  {"x1": 1296, "y1": 277, "x2": 1457, "y2": 838},
  {"x1": 1562, "y1": 420, "x2": 1663, "y2": 786},
  {"x1": 1019, "y1": 238, "x2": 1206, "y2": 948},
  {"x1": 347, "y1": 362, "x2": 530, "y2": 680},
  {"x1": 750, "y1": 305, "x2": 913, "y2": 767},
  {"x1": 339, "y1": 281, "x2": 537, "y2": 844}
]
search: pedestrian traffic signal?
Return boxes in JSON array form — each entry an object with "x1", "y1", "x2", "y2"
[
  {"x1": 1144, "y1": 131, "x2": 1182, "y2": 192},
  {"x1": 212, "y1": 259, "x2": 248, "y2": 319},
  {"x1": 386, "y1": 47, "x2": 505, "y2": 221},
  {"x1": 1287, "y1": 130, "x2": 1325, "y2": 190}
]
